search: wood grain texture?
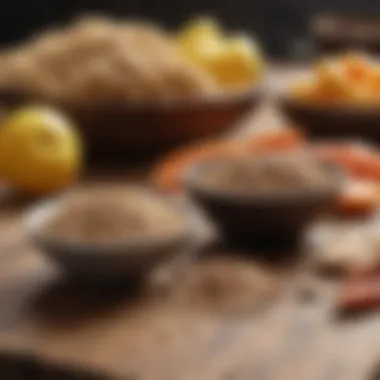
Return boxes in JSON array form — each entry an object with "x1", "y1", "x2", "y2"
[{"x1": 0, "y1": 66, "x2": 379, "y2": 379}]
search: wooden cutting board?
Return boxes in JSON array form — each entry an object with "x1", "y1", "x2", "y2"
[
  {"x1": 0, "y1": 184, "x2": 379, "y2": 380},
  {"x1": 0, "y1": 68, "x2": 379, "y2": 379}
]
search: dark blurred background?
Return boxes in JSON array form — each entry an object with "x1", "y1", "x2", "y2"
[{"x1": 1, "y1": 0, "x2": 380, "y2": 57}]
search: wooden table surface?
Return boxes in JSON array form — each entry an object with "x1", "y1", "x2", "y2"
[{"x1": 0, "y1": 66, "x2": 380, "y2": 380}]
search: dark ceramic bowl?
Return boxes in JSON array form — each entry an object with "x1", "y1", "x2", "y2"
[
  {"x1": 185, "y1": 156, "x2": 343, "y2": 248},
  {"x1": 0, "y1": 88, "x2": 262, "y2": 163},
  {"x1": 279, "y1": 96, "x2": 380, "y2": 142},
  {"x1": 24, "y1": 191, "x2": 193, "y2": 279}
]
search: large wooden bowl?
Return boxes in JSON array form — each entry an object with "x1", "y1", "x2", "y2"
[
  {"x1": 279, "y1": 96, "x2": 380, "y2": 142},
  {"x1": 0, "y1": 89, "x2": 262, "y2": 163}
]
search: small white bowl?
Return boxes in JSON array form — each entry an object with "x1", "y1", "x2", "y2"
[{"x1": 24, "y1": 193, "x2": 193, "y2": 279}]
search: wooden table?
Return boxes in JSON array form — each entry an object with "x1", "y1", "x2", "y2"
[{"x1": 0, "y1": 67, "x2": 380, "y2": 380}]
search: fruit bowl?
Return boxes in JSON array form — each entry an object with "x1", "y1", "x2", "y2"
[
  {"x1": 0, "y1": 88, "x2": 262, "y2": 163},
  {"x1": 278, "y1": 95, "x2": 380, "y2": 141}
]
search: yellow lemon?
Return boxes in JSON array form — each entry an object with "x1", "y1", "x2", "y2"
[
  {"x1": 178, "y1": 16, "x2": 223, "y2": 60},
  {"x1": 202, "y1": 34, "x2": 263, "y2": 89},
  {"x1": 178, "y1": 16, "x2": 222, "y2": 44},
  {"x1": 0, "y1": 106, "x2": 82, "y2": 194},
  {"x1": 178, "y1": 18, "x2": 264, "y2": 90}
]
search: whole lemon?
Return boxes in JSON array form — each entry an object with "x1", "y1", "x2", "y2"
[
  {"x1": 177, "y1": 17, "x2": 264, "y2": 90},
  {"x1": 0, "y1": 106, "x2": 82, "y2": 194},
  {"x1": 202, "y1": 34, "x2": 264, "y2": 90},
  {"x1": 178, "y1": 17, "x2": 223, "y2": 60}
]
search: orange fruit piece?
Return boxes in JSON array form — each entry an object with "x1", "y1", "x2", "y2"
[
  {"x1": 150, "y1": 139, "x2": 245, "y2": 193},
  {"x1": 338, "y1": 180, "x2": 380, "y2": 216},
  {"x1": 245, "y1": 128, "x2": 304, "y2": 153},
  {"x1": 341, "y1": 53, "x2": 371, "y2": 82},
  {"x1": 313, "y1": 142, "x2": 380, "y2": 181}
]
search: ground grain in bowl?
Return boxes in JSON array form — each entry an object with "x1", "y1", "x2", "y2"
[{"x1": 42, "y1": 187, "x2": 186, "y2": 245}]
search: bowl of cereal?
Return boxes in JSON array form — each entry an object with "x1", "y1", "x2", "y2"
[
  {"x1": 0, "y1": 17, "x2": 263, "y2": 162},
  {"x1": 279, "y1": 53, "x2": 380, "y2": 141},
  {"x1": 25, "y1": 185, "x2": 193, "y2": 278},
  {"x1": 185, "y1": 152, "x2": 343, "y2": 248}
]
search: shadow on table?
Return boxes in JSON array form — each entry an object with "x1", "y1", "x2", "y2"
[
  {"x1": 0, "y1": 351, "x2": 109, "y2": 379},
  {"x1": 370, "y1": 362, "x2": 380, "y2": 380},
  {"x1": 31, "y1": 274, "x2": 148, "y2": 330}
]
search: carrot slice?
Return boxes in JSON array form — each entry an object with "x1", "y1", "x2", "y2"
[
  {"x1": 339, "y1": 264, "x2": 380, "y2": 310},
  {"x1": 339, "y1": 277, "x2": 380, "y2": 311},
  {"x1": 314, "y1": 142, "x2": 380, "y2": 181},
  {"x1": 245, "y1": 127, "x2": 304, "y2": 153},
  {"x1": 150, "y1": 139, "x2": 245, "y2": 193},
  {"x1": 151, "y1": 128, "x2": 305, "y2": 194},
  {"x1": 338, "y1": 180, "x2": 380, "y2": 216}
]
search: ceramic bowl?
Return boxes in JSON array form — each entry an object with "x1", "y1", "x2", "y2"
[
  {"x1": 185, "y1": 156, "x2": 344, "y2": 248},
  {"x1": 279, "y1": 96, "x2": 380, "y2": 142},
  {"x1": 24, "y1": 191, "x2": 193, "y2": 279}
]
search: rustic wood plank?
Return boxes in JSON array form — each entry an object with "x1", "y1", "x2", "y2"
[
  {"x1": 0, "y1": 65, "x2": 378, "y2": 379},
  {"x1": 0, "y1": 202, "x2": 378, "y2": 380}
]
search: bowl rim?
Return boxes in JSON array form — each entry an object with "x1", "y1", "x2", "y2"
[
  {"x1": 279, "y1": 93, "x2": 380, "y2": 116},
  {"x1": 184, "y1": 153, "x2": 345, "y2": 204},
  {"x1": 0, "y1": 85, "x2": 264, "y2": 112},
  {"x1": 24, "y1": 187, "x2": 192, "y2": 256},
  {"x1": 277, "y1": 69, "x2": 380, "y2": 115}
]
